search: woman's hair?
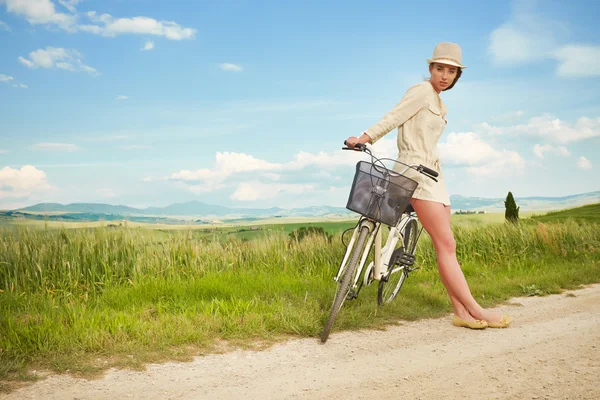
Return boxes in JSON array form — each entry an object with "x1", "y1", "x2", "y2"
[{"x1": 428, "y1": 62, "x2": 463, "y2": 91}]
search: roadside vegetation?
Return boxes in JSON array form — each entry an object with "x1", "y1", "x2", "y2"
[{"x1": 1, "y1": 204, "x2": 599, "y2": 390}]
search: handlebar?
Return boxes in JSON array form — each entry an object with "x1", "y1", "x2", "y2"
[
  {"x1": 342, "y1": 140, "x2": 365, "y2": 151},
  {"x1": 342, "y1": 141, "x2": 438, "y2": 182},
  {"x1": 418, "y1": 165, "x2": 439, "y2": 178}
]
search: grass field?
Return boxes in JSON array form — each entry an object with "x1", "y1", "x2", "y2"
[
  {"x1": 1, "y1": 205, "x2": 599, "y2": 389},
  {"x1": 0, "y1": 210, "x2": 539, "y2": 242},
  {"x1": 530, "y1": 203, "x2": 600, "y2": 224}
]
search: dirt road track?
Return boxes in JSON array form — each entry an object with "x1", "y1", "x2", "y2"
[{"x1": 3, "y1": 284, "x2": 599, "y2": 400}]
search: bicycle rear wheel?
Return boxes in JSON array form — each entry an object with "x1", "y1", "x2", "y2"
[
  {"x1": 321, "y1": 225, "x2": 371, "y2": 343},
  {"x1": 377, "y1": 218, "x2": 418, "y2": 305}
]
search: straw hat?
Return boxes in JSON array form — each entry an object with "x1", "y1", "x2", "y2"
[{"x1": 426, "y1": 42, "x2": 467, "y2": 69}]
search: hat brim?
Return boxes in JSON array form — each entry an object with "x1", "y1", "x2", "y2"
[{"x1": 426, "y1": 58, "x2": 467, "y2": 69}]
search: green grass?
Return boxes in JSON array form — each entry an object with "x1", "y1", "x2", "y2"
[
  {"x1": 181, "y1": 220, "x2": 357, "y2": 242},
  {"x1": 0, "y1": 208, "x2": 599, "y2": 385},
  {"x1": 530, "y1": 203, "x2": 600, "y2": 224}
]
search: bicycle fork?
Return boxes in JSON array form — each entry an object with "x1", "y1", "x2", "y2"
[{"x1": 334, "y1": 219, "x2": 377, "y2": 288}]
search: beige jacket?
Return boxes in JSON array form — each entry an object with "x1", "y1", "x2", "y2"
[{"x1": 364, "y1": 81, "x2": 451, "y2": 205}]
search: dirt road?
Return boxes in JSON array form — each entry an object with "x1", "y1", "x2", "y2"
[{"x1": 3, "y1": 284, "x2": 600, "y2": 400}]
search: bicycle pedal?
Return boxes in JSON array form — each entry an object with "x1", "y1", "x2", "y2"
[
  {"x1": 346, "y1": 289, "x2": 358, "y2": 300},
  {"x1": 399, "y1": 254, "x2": 415, "y2": 267}
]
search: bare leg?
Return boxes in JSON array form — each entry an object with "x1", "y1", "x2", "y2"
[
  {"x1": 441, "y1": 206, "x2": 473, "y2": 319},
  {"x1": 411, "y1": 198, "x2": 501, "y2": 323}
]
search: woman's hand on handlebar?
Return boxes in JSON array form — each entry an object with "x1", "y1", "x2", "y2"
[
  {"x1": 345, "y1": 133, "x2": 372, "y2": 149},
  {"x1": 344, "y1": 136, "x2": 361, "y2": 149}
]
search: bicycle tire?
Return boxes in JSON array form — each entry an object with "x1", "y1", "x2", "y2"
[
  {"x1": 377, "y1": 218, "x2": 418, "y2": 305},
  {"x1": 321, "y1": 225, "x2": 371, "y2": 343}
]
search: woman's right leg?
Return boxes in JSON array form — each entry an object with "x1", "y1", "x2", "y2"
[{"x1": 411, "y1": 198, "x2": 502, "y2": 323}]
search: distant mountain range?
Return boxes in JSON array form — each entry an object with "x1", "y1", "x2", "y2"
[
  {"x1": 6, "y1": 190, "x2": 600, "y2": 222},
  {"x1": 449, "y1": 191, "x2": 600, "y2": 212},
  {"x1": 16, "y1": 201, "x2": 351, "y2": 220}
]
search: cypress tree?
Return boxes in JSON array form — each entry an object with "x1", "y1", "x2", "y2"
[{"x1": 504, "y1": 191, "x2": 520, "y2": 223}]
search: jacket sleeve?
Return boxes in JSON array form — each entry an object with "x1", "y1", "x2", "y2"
[{"x1": 364, "y1": 83, "x2": 429, "y2": 143}]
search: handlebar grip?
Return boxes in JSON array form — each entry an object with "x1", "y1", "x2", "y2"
[
  {"x1": 343, "y1": 140, "x2": 365, "y2": 151},
  {"x1": 420, "y1": 165, "x2": 439, "y2": 178}
]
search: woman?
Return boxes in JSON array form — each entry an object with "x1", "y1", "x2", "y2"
[{"x1": 345, "y1": 42, "x2": 511, "y2": 329}]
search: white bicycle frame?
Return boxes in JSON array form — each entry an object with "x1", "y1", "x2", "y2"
[{"x1": 334, "y1": 164, "x2": 420, "y2": 290}]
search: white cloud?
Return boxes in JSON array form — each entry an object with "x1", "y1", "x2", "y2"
[
  {"x1": 0, "y1": 165, "x2": 53, "y2": 199},
  {"x1": 58, "y1": 0, "x2": 81, "y2": 14},
  {"x1": 533, "y1": 144, "x2": 552, "y2": 159},
  {"x1": 557, "y1": 146, "x2": 571, "y2": 156},
  {"x1": 163, "y1": 137, "x2": 399, "y2": 197},
  {"x1": 13, "y1": 83, "x2": 28, "y2": 89},
  {"x1": 577, "y1": 156, "x2": 591, "y2": 169},
  {"x1": 2, "y1": 0, "x2": 76, "y2": 30},
  {"x1": 230, "y1": 181, "x2": 314, "y2": 201},
  {"x1": 31, "y1": 142, "x2": 79, "y2": 151},
  {"x1": 82, "y1": 12, "x2": 195, "y2": 40},
  {"x1": 170, "y1": 152, "x2": 280, "y2": 193},
  {"x1": 533, "y1": 144, "x2": 571, "y2": 159},
  {"x1": 287, "y1": 151, "x2": 351, "y2": 169},
  {"x1": 172, "y1": 152, "x2": 282, "y2": 183},
  {"x1": 514, "y1": 115, "x2": 600, "y2": 143},
  {"x1": 488, "y1": 0, "x2": 563, "y2": 66},
  {"x1": 0, "y1": 149, "x2": 8, "y2": 154},
  {"x1": 488, "y1": 0, "x2": 599, "y2": 78},
  {"x1": 284, "y1": 137, "x2": 396, "y2": 170},
  {"x1": 173, "y1": 181, "x2": 225, "y2": 194},
  {"x1": 479, "y1": 114, "x2": 600, "y2": 144},
  {"x1": 219, "y1": 63, "x2": 243, "y2": 72},
  {"x1": 0, "y1": 74, "x2": 14, "y2": 83},
  {"x1": 170, "y1": 147, "x2": 363, "y2": 185},
  {"x1": 439, "y1": 132, "x2": 525, "y2": 176},
  {"x1": 141, "y1": 40, "x2": 154, "y2": 51},
  {"x1": 2, "y1": 1, "x2": 195, "y2": 39},
  {"x1": 487, "y1": 110, "x2": 526, "y2": 125},
  {"x1": 478, "y1": 122, "x2": 504, "y2": 135},
  {"x1": 553, "y1": 45, "x2": 600, "y2": 77},
  {"x1": 0, "y1": 20, "x2": 11, "y2": 31},
  {"x1": 489, "y1": 24, "x2": 551, "y2": 65},
  {"x1": 18, "y1": 57, "x2": 34, "y2": 68},
  {"x1": 116, "y1": 95, "x2": 128, "y2": 100},
  {"x1": 19, "y1": 47, "x2": 99, "y2": 76}
]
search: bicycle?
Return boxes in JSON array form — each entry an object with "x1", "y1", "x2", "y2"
[{"x1": 320, "y1": 142, "x2": 439, "y2": 343}]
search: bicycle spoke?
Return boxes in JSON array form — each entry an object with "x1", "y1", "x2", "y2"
[{"x1": 377, "y1": 218, "x2": 419, "y2": 305}]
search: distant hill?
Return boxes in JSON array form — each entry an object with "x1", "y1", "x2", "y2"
[
  {"x1": 10, "y1": 190, "x2": 600, "y2": 222},
  {"x1": 530, "y1": 203, "x2": 600, "y2": 224},
  {"x1": 21, "y1": 202, "x2": 141, "y2": 214},
  {"x1": 16, "y1": 201, "x2": 351, "y2": 219},
  {"x1": 143, "y1": 201, "x2": 283, "y2": 217},
  {"x1": 0, "y1": 210, "x2": 192, "y2": 225},
  {"x1": 450, "y1": 191, "x2": 600, "y2": 212}
]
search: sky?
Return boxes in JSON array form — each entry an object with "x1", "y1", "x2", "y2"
[{"x1": 1, "y1": 0, "x2": 599, "y2": 210}]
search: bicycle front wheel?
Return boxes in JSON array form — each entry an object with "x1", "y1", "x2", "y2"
[
  {"x1": 321, "y1": 225, "x2": 371, "y2": 343},
  {"x1": 377, "y1": 218, "x2": 418, "y2": 305}
]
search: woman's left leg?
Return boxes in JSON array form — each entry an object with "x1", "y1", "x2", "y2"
[{"x1": 411, "y1": 198, "x2": 502, "y2": 323}]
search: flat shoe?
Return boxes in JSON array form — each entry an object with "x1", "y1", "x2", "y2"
[
  {"x1": 487, "y1": 314, "x2": 512, "y2": 328},
  {"x1": 452, "y1": 315, "x2": 488, "y2": 329}
]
